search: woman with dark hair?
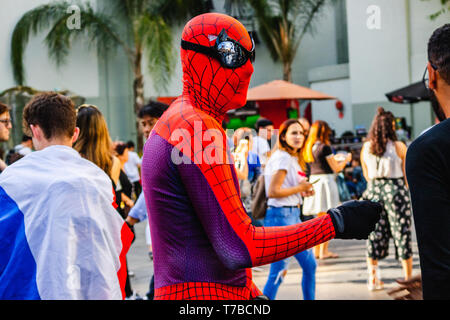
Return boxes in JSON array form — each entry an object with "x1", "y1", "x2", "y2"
[
  {"x1": 360, "y1": 107, "x2": 412, "y2": 291},
  {"x1": 262, "y1": 119, "x2": 316, "y2": 300},
  {"x1": 302, "y1": 120, "x2": 351, "y2": 260}
]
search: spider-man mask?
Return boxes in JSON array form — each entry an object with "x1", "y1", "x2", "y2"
[{"x1": 180, "y1": 13, "x2": 255, "y2": 120}]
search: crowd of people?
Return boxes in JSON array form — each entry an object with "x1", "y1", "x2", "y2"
[
  {"x1": 226, "y1": 110, "x2": 413, "y2": 298},
  {"x1": 0, "y1": 14, "x2": 448, "y2": 301}
]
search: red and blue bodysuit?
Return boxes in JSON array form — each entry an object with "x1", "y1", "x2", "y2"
[{"x1": 141, "y1": 13, "x2": 339, "y2": 300}]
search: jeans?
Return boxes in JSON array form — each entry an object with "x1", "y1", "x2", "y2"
[{"x1": 262, "y1": 206, "x2": 317, "y2": 300}]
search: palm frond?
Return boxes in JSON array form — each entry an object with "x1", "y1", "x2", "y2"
[
  {"x1": 421, "y1": 0, "x2": 450, "y2": 20},
  {"x1": 247, "y1": 0, "x2": 281, "y2": 61},
  {"x1": 80, "y1": 6, "x2": 134, "y2": 62},
  {"x1": 247, "y1": 0, "x2": 328, "y2": 64},
  {"x1": 11, "y1": 0, "x2": 128, "y2": 85},
  {"x1": 137, "y1": 14, "x2": 176, "y2": 93},
  {"x1": 11, "y1": 1, "x2": 71, "y2": 84}
]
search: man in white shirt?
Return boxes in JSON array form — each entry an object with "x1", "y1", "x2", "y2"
[
  {"x1": 251, "y1": 118, "x2": 274, "y2": 167},
  {"x1": 124, "y1": 140, "x2": 142, "y2": 198}
]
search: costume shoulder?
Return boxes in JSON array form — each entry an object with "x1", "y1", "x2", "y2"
[
  {"x1": 153, "y1": 95, "x2": 224, "y2": 144},
  {"x1": 152, "y1": 96, "x2": 229, "y2": 165}
]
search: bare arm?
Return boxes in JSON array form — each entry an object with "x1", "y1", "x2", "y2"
[
  {"x1": 233, "y1": 152, "x2": 249, "y2": 180},
  {"x1": 121, "y1": 193, "x2": 134, "y2": 208},
  {"x1": 395, "y1": 141, "x2": 409, "y2": 188},
  {"x1": 360, "y1": 144, "x2": 370, "y2": 182},
  {"x1": 233, "y1": 140, "x2": 249, "y2": 180},
  {"x1": 0, "y1": 159, "x2": 6, "y2": 171},
  {"x1": 326, "y1": 152, "x2": 352, "y2": 174},
  {"x1": 125, "y1": 216, "x2": 140, "y2": 226},
  {"x1": 110, "y1": 156, "x2": 121, "y2": 186},
  {"x1": 268, "y1": 169, "x2": 312, "y2": 199}
]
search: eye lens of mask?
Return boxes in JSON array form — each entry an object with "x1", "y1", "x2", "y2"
[
  {"x1": 217, "y1": 40, "x2": 248, "y2": 68},
  {"x1": 181, "y1": 29, "x2": 255, "y2": 69}
]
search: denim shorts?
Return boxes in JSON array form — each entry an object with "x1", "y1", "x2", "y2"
[{"x1": 264, "y1": 206, "x2": 302, "y2": 227}]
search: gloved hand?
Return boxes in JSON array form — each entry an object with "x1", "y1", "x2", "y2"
[{"x1": 327, "y1": 200, "x2": 382, "y2": 239}]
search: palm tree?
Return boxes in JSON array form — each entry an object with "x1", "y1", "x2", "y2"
[
  {"x1": 228, "y1": 0, "x2": 330, "y2": 82},
  {"x1": 424, "y1": 0, "x2": 449, "y2": 20},
  {"x1": 11, "y1": 0, "x2": 212, "y2": 149}
]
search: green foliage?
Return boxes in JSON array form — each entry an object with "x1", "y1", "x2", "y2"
[
  {"x1": 11, "y1": 1, "x2": 124, "y2": 86},
  {"x1": 249, "y1": 0, "x2": 327, "y2": 60},
  {"x1": 138, "y1": 15, "x2": 174, "y2": 89},
  {"x1": 11, "y1": 0, "x2": 213, "y2": 93},
  {"x1": 422, "y1": 0, "x2": 450, "y2": 20},
  {"x1": 245, "y1": 0, "x2": 329, "y2": 80}
]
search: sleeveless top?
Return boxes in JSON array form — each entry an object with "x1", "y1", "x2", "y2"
[
  {"x1": 362, "y1": 140, "x2": 403, "y2": 179},
  {"x1": 309, "y1": 142, "x2": 334, "y2": 175}
]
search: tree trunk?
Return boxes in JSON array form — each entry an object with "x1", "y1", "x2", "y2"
[
  {"x1": 133, "y1": 50, "x2": 145, "y2": 154},
  {"x1": 283, "y1": 62, "x2": 292, "y2": 82}
]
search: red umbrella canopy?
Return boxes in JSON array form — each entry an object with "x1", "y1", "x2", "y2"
[{"x1": 247, "y1": 80, "x2": 335, "y2": 101}]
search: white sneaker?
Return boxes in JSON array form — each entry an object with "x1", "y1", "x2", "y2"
[{"x1": 367, "y1": 267, "x2": 384, "y2": 291}]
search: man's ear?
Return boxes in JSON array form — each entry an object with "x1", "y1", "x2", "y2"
[
  {"x1": 29, "y1": 124, "x2": 42, "y2": 140},
  {"x1": 72, "y1": 127, "x2": 80, "y2": 145},
  {"x1": 428, "y1": 62, "x2": 438, "y2": 90}
]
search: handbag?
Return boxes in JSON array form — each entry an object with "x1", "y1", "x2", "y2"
[{"x1": 250, "y1": 174, "x2": 267, "y2": 220}]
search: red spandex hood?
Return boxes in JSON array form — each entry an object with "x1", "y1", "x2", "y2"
[{"x1": 180, "y1": 13, "x2": 254, "y2": 122}]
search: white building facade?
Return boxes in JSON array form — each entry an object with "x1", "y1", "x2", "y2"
[{"x1": 1, "y1": 0, "x2": 449, "y2": 146}]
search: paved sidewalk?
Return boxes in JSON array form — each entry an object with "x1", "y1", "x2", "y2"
[{"x1": 127, "y1": 221, "x2": 420, "y2": 300}]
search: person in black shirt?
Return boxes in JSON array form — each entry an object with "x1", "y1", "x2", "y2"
[{"x1": 389, "y1": 24, "x2": 450, "y2": 300}]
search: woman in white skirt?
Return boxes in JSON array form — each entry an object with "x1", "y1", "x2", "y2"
[{"x1": 302, "y1": 120, "x2": 351, "y2": 259}]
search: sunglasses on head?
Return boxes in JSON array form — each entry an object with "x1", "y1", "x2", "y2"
[{"x1": 181, "y1": 29, "x2": 255, "y2": 69}]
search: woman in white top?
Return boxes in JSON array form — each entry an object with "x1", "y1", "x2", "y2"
[
  {"x1": 360, "y1": 107, "x2": 413, "y2": 291},
  {"x1": 262, "y1": 119, "x2": 316, "y2": 300}
]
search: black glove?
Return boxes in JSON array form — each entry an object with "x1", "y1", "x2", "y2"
[{"x1": 327, "y1": 200, "x2": 382, "y2": 240}]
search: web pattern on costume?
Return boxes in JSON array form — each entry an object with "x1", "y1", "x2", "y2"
[
  {"x1": 150, "y1": 13, "x2": 336, "y2": 300},
  {"x1": 155, "y1": 273, "x2": 261, "y2": 300},
  {"x1": 152, "y1": 101, "x2": 335, "y2": 300}
]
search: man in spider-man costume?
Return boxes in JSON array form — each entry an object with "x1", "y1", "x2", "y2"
[{"x1": 141, "y1": 13, "x2": 381, "y2": 300}]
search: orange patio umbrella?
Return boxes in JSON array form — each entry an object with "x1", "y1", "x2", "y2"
[
  {"x1": 245, "y1": 80, "x2": 336, "y2": 128},
  {"x1": 246, "y1": 79, "x2": 335, "y2": 101}
]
